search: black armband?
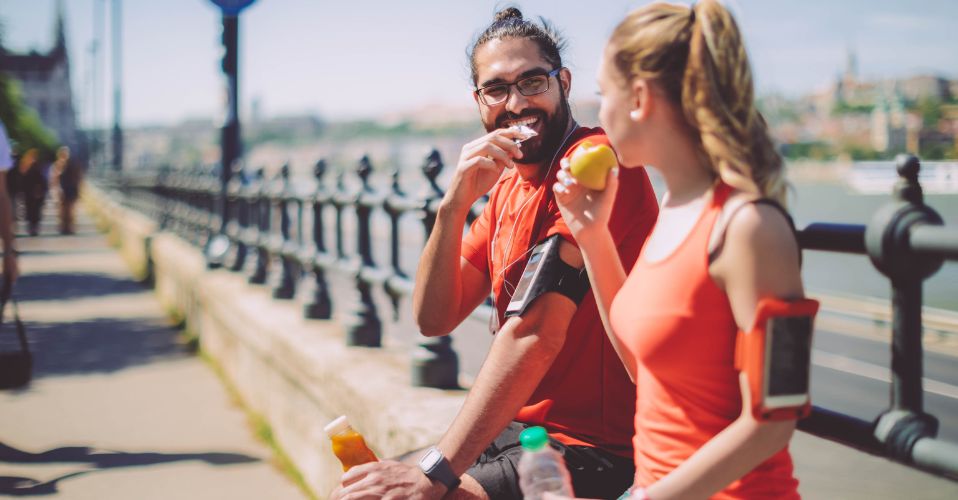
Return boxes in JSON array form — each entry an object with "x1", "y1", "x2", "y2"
[{"x1": 504, "y1": 234, "x2": 590, "y2": 318}]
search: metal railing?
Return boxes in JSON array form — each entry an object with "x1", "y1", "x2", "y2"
[
  {"x1": 795, "y1": 155, "x2": 958, "y2": 479},
  {"x1": 110, "y1": 150, "x2": 482, "y2": 391},
  {"x1": 103, "y1": 152, "x2": 958, "y2": 479}
]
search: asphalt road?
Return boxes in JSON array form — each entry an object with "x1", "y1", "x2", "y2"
[{"x1": 809, "y1": 317, "x2": 958, "y2": 442}]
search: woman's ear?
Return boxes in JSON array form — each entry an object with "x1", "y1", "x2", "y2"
[
  {"x1": 630, "y1": 79, "x2": 652, "y2": 122},
  {"x1": 559, "y1": 67, "x2": 572, "y2": 95}
]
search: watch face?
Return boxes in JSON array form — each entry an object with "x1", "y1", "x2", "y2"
[
  {"x1": 418, "y1": 446, "x2": 461, "y2": 490},
  {"x1": 420, "y1": 448, "x2": 442, "y2": 471}
]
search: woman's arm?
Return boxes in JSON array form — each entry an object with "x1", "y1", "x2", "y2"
[{"x1": 645, "y1": 201, "x2": 804, "y2": 500}]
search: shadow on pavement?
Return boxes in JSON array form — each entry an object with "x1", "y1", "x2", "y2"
[
  {"x1": 0, "y1": 318, "x2": 188, "y2": 380},
  {"x1": 12, "y1": 273, "x2": 148, "y2": 302},
  {"x1": 0, "y1": 442, "x2": 259, "y2": 496}
]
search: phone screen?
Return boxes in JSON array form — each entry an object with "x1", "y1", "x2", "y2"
[
  {"x1": 509, "y1": 248, "x2": 545, "y2": 307},
  {"x1": 766, "y1": 316, "x2": 812, "y2": 396}
]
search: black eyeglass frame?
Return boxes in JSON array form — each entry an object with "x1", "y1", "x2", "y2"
[{"x1": 475, "y1": 67, "x2": 562, "y2": 106}]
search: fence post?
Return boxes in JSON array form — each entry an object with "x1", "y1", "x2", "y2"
[
  {"x1": 344, "y1": 155, "x2": 382, "y2": 347},
  {"x1": 865, "y1": 154, "x2": 945, "y2": 464},
  {"x1": 304, "y1": 159, "x2": 333, "y2": 319},
  {"x1": 382, "y1": 167, "x2": 406, "y2": 318},
  {"x1": 156, "y1": 165, "x2": 172, "y2": 231},
  {"x1": 249, "y1": 167, "x2": 271, "y2": 285},
  {"x1": 227, "y1": 159, "x2": 249, "y2": 272},
  {"x1": 273, "y1": 163, "x2": 299, "y2": 299},
  {"x1": 207, "y1": 160, "x2": 241, "y2": 269},
  {"x1": 203, "y1": 164, "x2": 219, "y2": 246},
  {"x1": 411, "y1": 149, "x2": 460, "y2": 389}
]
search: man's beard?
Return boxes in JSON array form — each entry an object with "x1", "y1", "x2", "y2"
[{"x1": 484, "y1": 94, "x2": 572, "y2": 166}]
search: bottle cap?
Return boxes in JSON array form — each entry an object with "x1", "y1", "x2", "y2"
[
  {"x1": 324, "y1": 415, "x2": 351, "y2": 437},
  {"x1": 519, "y1": 426, "x2": 550, "y2": 451}
]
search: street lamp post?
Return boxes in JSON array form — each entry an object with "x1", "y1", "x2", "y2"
[
  {"x1": 206, "y1": 0, "x2": 256, "y2": 267},
  {"x1": 111, "y1": 0, "x2": 122, "y2": 173}
]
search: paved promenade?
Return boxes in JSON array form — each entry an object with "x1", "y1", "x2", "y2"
[{"x1": 0, "y1": 209, "x2": 304, "y2": 499}]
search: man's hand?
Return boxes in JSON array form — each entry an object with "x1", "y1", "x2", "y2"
[
  {"x1": 329, "y1": 460, "x2": 447, "y2": 500},
  {"x1": 443, "y1": 128, "x2": 525, "y2": 212}
]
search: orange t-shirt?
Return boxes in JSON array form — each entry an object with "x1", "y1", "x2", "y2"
[
  {"x1": 461, "y1": 126, "x2": 659, "y2": 457},
  {"x1": 609, "y1": 183, "x2": 800, "y2": 498}
]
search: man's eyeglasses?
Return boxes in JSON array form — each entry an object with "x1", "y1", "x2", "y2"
[{"x1": 475, "y1": 68, "x2": 561, "y2": 106}]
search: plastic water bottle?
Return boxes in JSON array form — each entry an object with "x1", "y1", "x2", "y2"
[{"x1": 518, "y1": 426, "x2": 574, "y2": 499}]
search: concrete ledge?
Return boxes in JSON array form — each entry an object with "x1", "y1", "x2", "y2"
[
  {"x1": 81, "y1": 184, "x2": 156, "y2": 281},
  {"x1": 83, "y1": 183, "x2": 466, "y2": 497}
]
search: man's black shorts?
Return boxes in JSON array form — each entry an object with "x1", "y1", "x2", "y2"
[{"x1": 464, "y1": 421, "x2": 634, "y2": 500}]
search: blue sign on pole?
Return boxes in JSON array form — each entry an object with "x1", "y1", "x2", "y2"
[{"x1": 209, "y1": 0, "x2": 256, "y2": 16}]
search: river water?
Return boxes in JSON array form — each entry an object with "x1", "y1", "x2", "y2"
[{"x1": 791, "y1": 179, "x2": 957, "y2": 312}]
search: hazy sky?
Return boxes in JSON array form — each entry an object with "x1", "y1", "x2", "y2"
[{"x1": 2, "y1": 0, "x2": 956, "y2": 127}]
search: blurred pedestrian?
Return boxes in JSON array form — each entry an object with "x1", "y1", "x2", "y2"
[
  {"x1": 0, "y1": 120, "x2": 19, "y2": 283},
  {"x1": 51, "y1": 146, "x2": 81, "y2": 234},
  {"x1": 12, "y1": 148, "x2": 48, "y2": 236}
]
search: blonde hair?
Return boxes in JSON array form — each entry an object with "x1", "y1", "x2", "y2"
[{"x1": 609, "y1": 0, "x2": 787, "y2": 204}]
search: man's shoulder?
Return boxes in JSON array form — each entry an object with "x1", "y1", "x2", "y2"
[{"x1": 562, "y1": 126, "x2": 610, "y2": 156}]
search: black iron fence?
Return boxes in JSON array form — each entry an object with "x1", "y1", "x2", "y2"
[
  {"x1": 112, "y1": 150, "x2": 482, "y2": 391},
  {"x1": 101, "y1": 152, "x2": 958, "y2": 479}
]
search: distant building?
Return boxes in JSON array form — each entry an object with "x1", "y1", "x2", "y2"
[
  {"x1": 820, "y1": 48, "x2": 953, "y2": 116},
  {"x1": 898, "y1": 75, "x2": 951, "y2": 103},
  {"x1": 791, "y1": 46, "x2": 957, "y2": 158},
  {"x1": 832, "y1": 47, "x2": 879, "y2": 108},
  {"x1": 0, "y1": 2, "x2": 78, "y2": 149},
  {"x1": 871, "y1": 95, "x2": 908, "y2": 152}
]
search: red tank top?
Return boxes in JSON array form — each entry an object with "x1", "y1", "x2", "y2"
[{"x1": 609, "y1": 183, "x2": 799, "y2": 499}]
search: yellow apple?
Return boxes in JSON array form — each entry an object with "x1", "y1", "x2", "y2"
[{"x1": 569, "y1": 141, "x2": 617, "y2": 190}]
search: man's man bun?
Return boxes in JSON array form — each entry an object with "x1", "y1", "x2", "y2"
[
  {"x1": 469, "y1": 7, "x2": 566, "y2": 86},
  {"x1": 494, "y1": 7, "x2": 523, "y2": 23}
]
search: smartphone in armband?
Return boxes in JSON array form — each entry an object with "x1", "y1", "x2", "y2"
[
  {"x1": 504, "y1": 235, "x2": 589, "y2": 318},
  {"x1": 505, "y1": 237, "x2": 556, "y2": 316},
  {"x1": 735, "y1": 297, "x2": 819, "y2": 421}
]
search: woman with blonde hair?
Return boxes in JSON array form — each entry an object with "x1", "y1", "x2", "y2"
[{"x1": 550, "y1": 1, "x2": 806, "y2": 498}]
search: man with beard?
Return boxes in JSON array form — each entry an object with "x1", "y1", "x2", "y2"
[{"x1": 332, "y1": 8, "x2": 658, "y2": 500}]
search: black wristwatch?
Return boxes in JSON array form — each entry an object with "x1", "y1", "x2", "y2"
[{"x1": 418, "y1": 446, "x2": 461, "y2": 490}]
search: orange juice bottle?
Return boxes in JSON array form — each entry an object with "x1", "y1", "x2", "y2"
[{"x1": 324, "y1": 416, "x2": 378, "y2": 471}]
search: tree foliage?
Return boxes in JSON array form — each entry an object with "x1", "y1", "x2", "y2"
[
  {"x1": 0, "y1": 72, "x2": 59, "y2": 161},
  {"x1": 917, "y1": 97, "x2": 943, "y2": 128}
]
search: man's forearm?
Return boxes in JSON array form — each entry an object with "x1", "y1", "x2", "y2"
[
  {"x1": 436, "y1": 298, "x2": 574, "y2": 475},
  {"x1": 412, "y1": 201, "x2": 471, "y2": 335}
]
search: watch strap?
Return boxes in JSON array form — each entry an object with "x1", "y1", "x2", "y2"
[{"x1": 419, "y1": 446, "x2": 461, "y2": 490}]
